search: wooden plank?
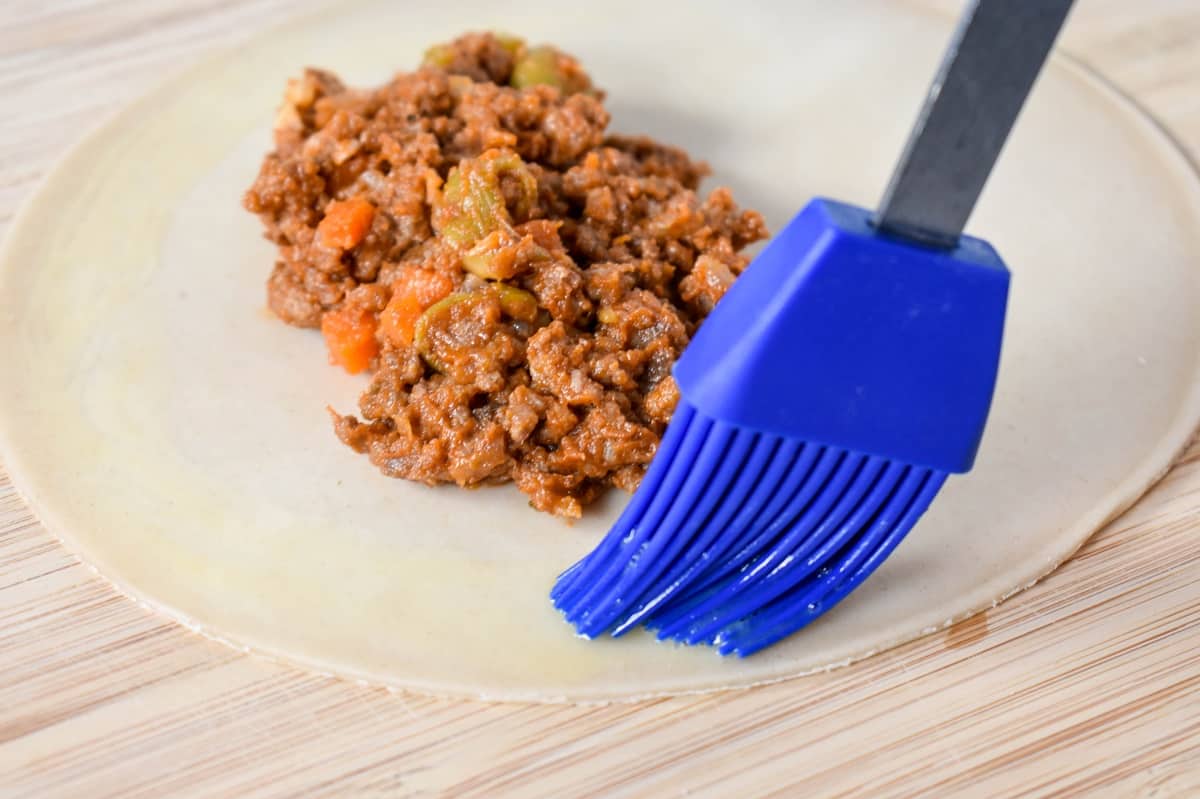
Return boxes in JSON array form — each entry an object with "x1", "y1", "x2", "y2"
[{"x1": 2, "y1": 1, "x2": 1199, "y2": 795}]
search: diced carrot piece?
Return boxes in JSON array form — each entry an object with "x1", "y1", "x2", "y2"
[
  {"x1": 379, "y1": 292, "x2": 425, "y2": 347},
  {"x1": 321, "y1": 305, "x2": 379, "y2": 374},
  {"x1": 380, "y1": 270, "x2": 455, "y2": 346},
  {"x1": 317, "y1": 197, "x2": 375, "y2": 249}
]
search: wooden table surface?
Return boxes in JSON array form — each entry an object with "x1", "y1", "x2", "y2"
[{"x1": 3, "y1": 2, "x2": 1200, "y2": 796}]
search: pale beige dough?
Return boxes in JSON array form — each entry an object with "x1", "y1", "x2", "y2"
[{"x1": 2, "y1": 0, "x2": 1200, "y2": 702}]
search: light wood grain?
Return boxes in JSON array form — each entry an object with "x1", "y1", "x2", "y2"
[{"x1": 2, "y1": 2, "x2": 1199, "y2": 796}]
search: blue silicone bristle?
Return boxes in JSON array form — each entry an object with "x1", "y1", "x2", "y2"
[
  {"x1": 717, "y1": 469, "x2": 947, "y2": 656},
  {"x1": 607, "y1": 440, "x2": 824, "y2": 637},
  {"x1": 551, "y1": 198, "x2": 1008, "y2": 655},
  {"x1": 551, "y1": 401, "x2": 950, "y2": 656},
  {"x1": 563, "y1": 416, "x2": 777, "y2": 637},
  {"x1": 549, "y1": 404, "x2": 699, "y2": 607},
  {"x1": 657, "y1": 454, "x2": 900, "y2": 645}
]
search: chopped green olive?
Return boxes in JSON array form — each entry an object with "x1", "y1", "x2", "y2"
[
  {"x1": 461, "y1": 250, "x2": 507, "y2": 280},
  {"x1": 460, "y1": 229, "x2": 551, "y2": 280},
  {"x1": 434, "y1": 151, "x2": 538, "y2": 249},
  {"x1": 510, "y1": 46, "x2": 567, "y2": 90},
  {"x1": 494, "y1": 284, "x2": 539, "y2": 323},
  {"x1": 493, "y1": 32, "x2": 526, "y2": 57},
  {"x1": 413, "y1": 292, "x2": 477, "y2": 371},
  {"x1": 414, "y1": 288, "x2": 540, "y2": 370},
  {"x1": 460, "y1": 229, "x2": 516, "y2": 279},
  {"x1": 422, "y1": 44, "x2": 456, "y2": 69}
]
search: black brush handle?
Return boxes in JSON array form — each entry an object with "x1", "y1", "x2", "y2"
[{"x1": 875, "y1": 0, "x2": 1074, "y2": 249}]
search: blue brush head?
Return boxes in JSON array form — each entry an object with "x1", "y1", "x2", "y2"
[
  {"x1": 676, "y1": 198, "x2": 1010, "y2": 474},
  {"x1": 552, "y1": 198, "x2": 1009, "y2": 656}
]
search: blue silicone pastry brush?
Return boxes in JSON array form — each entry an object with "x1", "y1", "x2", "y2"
[{"x1": 551, "y1": 0, "x2": 1074, "y2": 656}]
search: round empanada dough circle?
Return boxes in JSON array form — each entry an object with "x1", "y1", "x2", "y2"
[{"x1": 3, "y1": 0, "x2": 1199, "y2": 702}]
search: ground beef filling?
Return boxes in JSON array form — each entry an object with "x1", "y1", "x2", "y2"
[{"x1": 244, "y1": 32, "x2": 768, "y2": 518}]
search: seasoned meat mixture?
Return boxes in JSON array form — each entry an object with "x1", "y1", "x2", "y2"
[{"x1": 244, "y1": 33, "x2": 768, "y2": 518}]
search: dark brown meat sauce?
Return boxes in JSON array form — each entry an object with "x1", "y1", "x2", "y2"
[{"x1": 243, "y1": 33, "x2": 768, "y2": 518}]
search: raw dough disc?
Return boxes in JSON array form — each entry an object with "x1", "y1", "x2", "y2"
[{"x1": 2, "y1": 0, "x2": 1199, "y2": 702}]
